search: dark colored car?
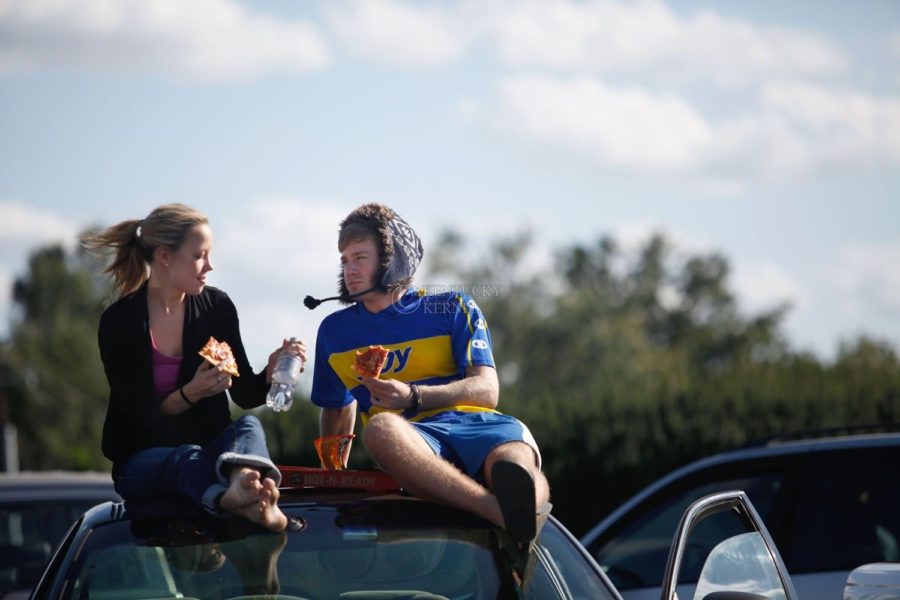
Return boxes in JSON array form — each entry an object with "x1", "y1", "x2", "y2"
[
  {"x1": 580, "y1": 431, "x2": 900, "y2": 600},
  {"x1": 0, "y1": 471, "x2": 120, "y2": 600},
  {"x1": 30, "y1": 468, "x2": 799, "y2": 600}
]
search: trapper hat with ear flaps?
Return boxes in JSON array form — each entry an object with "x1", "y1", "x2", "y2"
[
  {"x1": 303, "y1": 205, "x2": 424, "y2": 309},
  {"x1": 381, "y1": 214, "x2": 424, "y2": 289}
]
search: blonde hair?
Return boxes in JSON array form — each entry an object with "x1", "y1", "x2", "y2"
[{"x1": 81, "y1": 203, "x2": 208, "y2": 298}]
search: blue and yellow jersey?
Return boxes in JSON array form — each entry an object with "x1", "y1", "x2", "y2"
[{"x1": 310, "y1": 290, "x2": 497, "y2": 426}]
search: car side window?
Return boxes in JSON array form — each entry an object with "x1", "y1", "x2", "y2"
[
  {"x1": 782, "y1": 446, "x2": 900, "y2": 573},
  {"x1": 593, "y1": 473, "x2": 783, "y2": 591}
]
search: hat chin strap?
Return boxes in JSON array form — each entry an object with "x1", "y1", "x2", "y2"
[{"x1": 303, "y1": 285, "x2": 379, "y2": 310}]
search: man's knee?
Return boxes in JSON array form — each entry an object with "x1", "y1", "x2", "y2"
[
  {"x1": 485, "y1": 441, "x2": 540, "y2": 473},
  {"x1": 362, "y1": 413, "x2": 408, "y2": 452}
]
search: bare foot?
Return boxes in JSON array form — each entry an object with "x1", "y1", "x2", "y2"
[
  {"x1": 257, "y1": 477, "x2": 288, "y2": 532},
  {"x1": 226, "y1": 477, "x2": 287, "y2": 532},
  {"x1": 219, "y1": 467, "x2": 264, "y2": 512}
]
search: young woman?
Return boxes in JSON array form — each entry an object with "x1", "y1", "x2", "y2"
[{"x1": 83, "y1": 203, "x2": 304, "y2": 531}]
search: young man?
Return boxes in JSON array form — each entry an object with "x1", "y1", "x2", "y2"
[{"x1": 309, "y1": 203, "x2": 550, "y2": 546}]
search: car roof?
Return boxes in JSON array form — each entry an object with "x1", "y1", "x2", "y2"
[
  {"x1": 648, "y1": 429, "x2": 900, "y2": 476},
  {"x1": 636, "y1": 431, "x2": 900, "y2": 493},
  {"x1": 738, "y1": 428, "x2": 898, "y2": 448},
  {"x1": 72, "y1": 484, "x2": 581, "y2": 566},
  {"x1": 0, "y1": 471, "x2": 119, "y2": 503},
  {"x1": 80, "y1": 486, "x2": 497, "y2": 533},
  {"x1": 39, "y1": 483, "x2": 610, "y2": 600}
]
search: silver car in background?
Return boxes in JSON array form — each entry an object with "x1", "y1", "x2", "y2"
[
  {"x1": 581, "y1": 430, "x2": 900, "y2": 600},
  {"x1": 0, "y1": 471, "x2": 120, "y2": 600}
]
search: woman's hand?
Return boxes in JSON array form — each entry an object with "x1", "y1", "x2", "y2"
[
  {"x1": 183, "y1": 360, "x2": 232, "y2": 402},
  {"x1": 265, "y1": 338, "x2": 307, "y2": 384}
]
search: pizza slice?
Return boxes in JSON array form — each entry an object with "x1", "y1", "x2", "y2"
[
  {"x1": 198, "y1": 336, "x2": 240, "y2": 377},
  {"x1": 351, "y1": 345, "x2": 390, "y2": 379}
]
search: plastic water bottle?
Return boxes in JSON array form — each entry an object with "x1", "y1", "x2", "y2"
[{"x1": 267, "y1": 337, "x2": 303, "y2": 412}]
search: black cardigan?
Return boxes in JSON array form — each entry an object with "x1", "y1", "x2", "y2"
[{"x1": 98, "y1": 283, "x2": 268, "y2": 478}]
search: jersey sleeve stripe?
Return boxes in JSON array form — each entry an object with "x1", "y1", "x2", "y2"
[
  {"x1": 456, "y1": 295, "x2": 475, "y2": 365},
  {"x1": 456, "y1": 294, "x2": 474, "y2": 334}
]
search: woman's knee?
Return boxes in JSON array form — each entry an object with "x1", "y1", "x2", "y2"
[
  {"x1": 233, "y1": 414, "x2": 263, "y2": 430},
  {"x1": 168, "y1": 444, "x2": 206, "y2": 468}
]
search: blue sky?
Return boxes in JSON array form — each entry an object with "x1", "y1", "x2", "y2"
[{"x1": 1, "y1": 0, "x2": 898, "y2": 375}]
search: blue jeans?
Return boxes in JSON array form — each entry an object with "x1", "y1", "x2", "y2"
[{"x1": 114, "y1": 415, "x2": 281, "y2": 514}]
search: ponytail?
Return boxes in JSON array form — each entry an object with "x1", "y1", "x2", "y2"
[
  {"x1": 81, "y1": 219, "x2": 150, "y2": 298},
  {"x1": 81, "y1": 203, "x2": 208, "y2": 298}
]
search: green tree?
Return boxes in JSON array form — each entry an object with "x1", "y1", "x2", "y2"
[
  {"x1": 425, "y1": 229, "x2": 900, "y2": 535},
  {"x1": 2, "y1": 244, "x2": 110, "y2": 470}
]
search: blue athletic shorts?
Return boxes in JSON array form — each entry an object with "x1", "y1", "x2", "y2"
[{"x1": 411, "y1": 411, "x2": 541, "y2": 482}]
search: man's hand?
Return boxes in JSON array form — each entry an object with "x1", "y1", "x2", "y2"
[
  {"x1": 362, "y1": 377, "x2": 415, "y2": 410},
  {"x1": 361, "y1": 366, "x2": 499, "y2": 412}
]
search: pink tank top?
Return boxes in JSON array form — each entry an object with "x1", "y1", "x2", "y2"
[{"x1": 150, "y1": 331, "x2": 182, "y2": 398}]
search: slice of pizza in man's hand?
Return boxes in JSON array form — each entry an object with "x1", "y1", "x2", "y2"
[
  {"x1": 198, "y1": 336, "x2": 240, "y2": 377},
  {"x1": 351, "y1": 345, "x2": 390, "y2": 379}
]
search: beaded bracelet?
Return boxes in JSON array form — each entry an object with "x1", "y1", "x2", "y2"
[{"x1": 408, "y1": 384, "x2": 422, "y2": 411}]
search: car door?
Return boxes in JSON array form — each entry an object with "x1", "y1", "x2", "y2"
[
  {"x1": 582, "y1": 455, "x2": 801, "y2": 600},
  {"x1": 662, "y1": 490, "x2": 797, "y2": 600}
]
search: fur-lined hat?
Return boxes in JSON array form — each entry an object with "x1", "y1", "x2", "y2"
[{"x1": 335, "y1": 203, "x2": 423, "y2": 303}]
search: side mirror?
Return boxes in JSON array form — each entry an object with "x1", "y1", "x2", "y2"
[
  {"x1": 844, "y1": 562, "x2": 900, "y2": 600},
  {"x1": 660, "y1": 490, "x2": 797, "y2": 600}
]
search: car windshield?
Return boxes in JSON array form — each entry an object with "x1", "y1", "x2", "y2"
[{"x1": 47, "y1": 500, "x2": 609, "y2": 600}]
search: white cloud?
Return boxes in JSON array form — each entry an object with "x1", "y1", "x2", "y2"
[
  {"x1": 492, "y1": 75, "x2": 900, "y2": 187},
  {"x1": 888, "y1": 30, "x2": 900, "y2": 61},
  {"x1": 612, "y1": 221, "x2": 712, "y2": 257},
  {"x1": 0, "y1": 0, "x2": 330, "y2": 80},
  {"x1": 313, "y1": 1, "x2": 892, "y2": 188},
  {"x1": 0, "y1": 201, "x2": 78, "y2": 251},
  {"x1": 325, "y1": 0, "x2": 473, "y2": 66},
  {"x1": 452, "y1": 96, "x2": 483, "y2": 123},
  {"x1": 0, "y1": 201, "x2": 82, "y2": 336},
  {"x1": 761, "y1": 82, "x2": 900, "y2": 166},
  {"x1": 214, "y1": 197, "x2": 343, "y2": 283},
  {"x1": 326, "y1": 0, "x2": 846, "y2": 84},
  {"x1": 832, "y1": 242, "x2": 900, "y2": 318},
  {"x1": 732, "y1": 262, "x2": 804, "y2": 314},
  {"x1": 210, "y1": 197, "x2": 348, "y2": 366},
  {"x1": 488, "y1": 0, "x2": 847, "y2": 83},
  {"x1": 0, "y1": 0, "x2": 863, "y2": 95},
  {"x1": 496, "y1": 76, "x2": 715, "y2": 172},
  {"x1": 805, "y1": 242, "x2": 900, "y2": 354}
]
